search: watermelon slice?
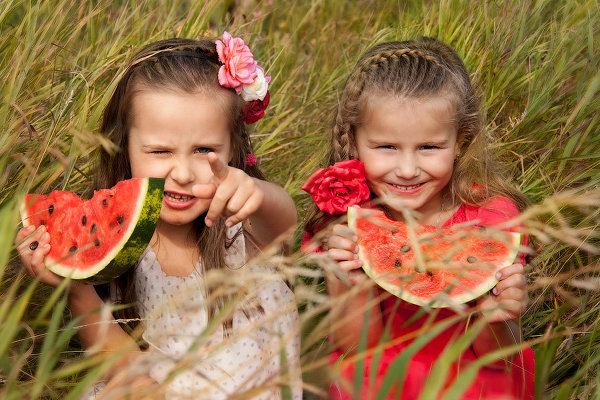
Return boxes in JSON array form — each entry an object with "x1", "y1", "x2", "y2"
[
  {"x1": 20, "y1": 177, "x2": 164, "y2": 284},
  {"x1": 347, "y1": 206, "x2": 522, "y2": 308}
]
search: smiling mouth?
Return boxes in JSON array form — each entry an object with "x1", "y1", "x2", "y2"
[
  {"x1": 389, "y1": 183, "x2": 424, "y2": 191},
  {"x1": 165, "y1": 192, "x2": 194, "y2": 202}
]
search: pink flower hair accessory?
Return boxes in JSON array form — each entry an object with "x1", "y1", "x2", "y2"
[
  {"x1": 216, "y1": 32, "x2": 271, "y2": 124},
  {"x1": 301, "y1": 159, "x2": 371, "y2": 214}
]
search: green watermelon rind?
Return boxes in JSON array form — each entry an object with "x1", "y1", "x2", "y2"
[
  {"x1": 21, "y1": 177, "x2": 164, "y2": 284},
  {"x1": 347, "y1": 206, "x2": 522, "y2": 308}
]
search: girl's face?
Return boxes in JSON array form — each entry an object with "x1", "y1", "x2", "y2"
[
  {"x1": 355, "y1": 95, "x2": 459, "y2": 223},
  {"x1": 128, "y1": 87, "x2": 233, "y2": 229}
]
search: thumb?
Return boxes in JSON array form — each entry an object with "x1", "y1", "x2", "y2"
[{"x1": 192, "y1": 183, "x2": 217, "y2": 199}]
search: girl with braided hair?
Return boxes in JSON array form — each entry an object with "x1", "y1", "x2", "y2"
[{"x1": 302, "y1": 37, "x2": 534, "y2": 399}]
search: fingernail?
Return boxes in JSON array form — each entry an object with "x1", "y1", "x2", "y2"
[
  {"x1": 353, "y1": 254, "x2": 358, "y2": 259},
  {"x1": 496, "y1": 272, "x2": 502, "y2": 279},
  {"x1": 42, "y1": 232, "x2": 50, "y2": 241},
  {"x1": 352, "y1": 235, "x2": 358, "y2": 242},
  {"x1": 43, "y1": 244, "x2": 50, "y2": 250},
  {"x1": 492, "y1": 288, "x2": 498, "y2": 295},
  {"x1": 354, "y1": 246, "x2": 359, "y2": 253},
  {"x1": 357, "y1": 260, "x2": 363, "y2": 266},
  {"x1": 225, "y1": 220, "x2": 232, "y2": 227},
  {"x1": 37, "y1": 225, "x2": 45, "y2": 232},
  {"x1": 205, "y1": 219, "x2": 213, "y2": 227},
  {"x1": 26, "y1": 225, "x2": 35, "y2": 232}
]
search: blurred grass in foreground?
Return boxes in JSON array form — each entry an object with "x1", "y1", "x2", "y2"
[{"x1": 1, "y1": 0, "x2": 599, "y2": 398}]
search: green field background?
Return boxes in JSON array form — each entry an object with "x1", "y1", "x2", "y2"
[{"x1": 1, "y1": 0, "x2": 599, "y2": 398}]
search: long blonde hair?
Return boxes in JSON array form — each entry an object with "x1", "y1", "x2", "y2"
[
  {"x1": 307, "y1": 37, "x2": 528, "y2": 233},
  {"x1": 95, "y1": 38, "x2": 265, "y2": 335}
]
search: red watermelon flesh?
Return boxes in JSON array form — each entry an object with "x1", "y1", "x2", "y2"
[
  {"x1": 20, "y1": 178, "x2": 164, "y2": 283},
  {"x1": 347, "y1": 206, "x2": 522, "y2": 308}
]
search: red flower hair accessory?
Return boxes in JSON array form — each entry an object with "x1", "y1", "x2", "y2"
[
  {"x1": 301, "y1": 159, "x2": 371, "y2": 214},
  {"x1": 216, "y1": 32, "x2": 270, "y2": 124},
  {"x1": 244, "y1": 153, "x2": 257, "y2": 166}
]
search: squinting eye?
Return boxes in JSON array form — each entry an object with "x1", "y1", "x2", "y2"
[
  {"x1": 421, "y1": 145, "x2": 440, "y2": 150},
  {"x1": 378, "y1": 145, "x2": 395, "y2": 150},
  {"x1": 151, "y1": 150, "x2": 169, "y2": 154},
  {"x1": 195, "y1": 147, "x2": 212, "y2": 154}
]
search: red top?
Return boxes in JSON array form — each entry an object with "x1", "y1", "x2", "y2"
[{"x1": 306, "y1": 196, "x2": 535, "y2": 400}]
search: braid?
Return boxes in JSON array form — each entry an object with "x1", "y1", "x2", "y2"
[{"x1": 329, "y1": 47, "x2": 448, "y2": 166}]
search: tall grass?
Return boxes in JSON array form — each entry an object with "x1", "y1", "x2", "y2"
[{"x1": 1, "y1": 0, "x2": 599, "y2": 398}]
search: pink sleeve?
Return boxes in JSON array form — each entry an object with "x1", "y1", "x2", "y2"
[
  {"x1": 301, "y1": 231, "x2": 323, "y2": 253},
  {"x1": 471, "y1": 196, "x2": 520, "y2": 225},
  {"x1": 472, "y1": 196, "x2": 529, "y2": 266}
]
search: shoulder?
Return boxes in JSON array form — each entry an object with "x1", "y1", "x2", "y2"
[{"x1": 464, "y1": 195, "x2": 520, "y2": 226}]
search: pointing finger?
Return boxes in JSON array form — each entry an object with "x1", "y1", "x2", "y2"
[{"x1": 208, "y1": 152, "x2": 230, "y2": 181}]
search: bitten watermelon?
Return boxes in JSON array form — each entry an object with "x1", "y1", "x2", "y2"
[
  {"x1": 347, "y1": 206, "x2": 522, "y2": 308},
  {"x1": 20, "y1": 178, "x2": 164, "y2": 284}
]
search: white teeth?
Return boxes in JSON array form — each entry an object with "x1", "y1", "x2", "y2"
[
  {"x1": 165, "y1": 192, "x2": 193, "y2": 202},
  {"x1": 391, "y1": 183, "x2": 422, "y2": 190}
]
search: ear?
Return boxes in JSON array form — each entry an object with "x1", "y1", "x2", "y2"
[{"x1": 454, "y1": 131, "x2": 464, "y2": 159}]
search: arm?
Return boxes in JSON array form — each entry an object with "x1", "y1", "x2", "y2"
[
  {"x1": 326, "y1": 272, "x2": 385, "y2": 354},
  {"x1": 472, "y1": 263, "x2": 528, "y2": 357},
  {"x1": 16, "y1": 225, "x2": 159, "y2": 399},
  {"x1": 246, "y1": 178, "x2": 296, "y2": 246},
  {"x1": 321, "y1": 223, "x2": 384, "y2": 354},
  {"x1": 16, "y1": 225, "x2": 142, "y2": 365},
  {"x1": 193, "y1": 152, "x2": 297, "y2": 246},
  {"x1": 68, "y1": 282, "x2": 141, "y2": 358}
]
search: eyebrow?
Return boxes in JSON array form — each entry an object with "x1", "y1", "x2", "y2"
[
  {"x1": 366, "y1": 139, "x2": 450, "y2": 146},
  {"x1": 140, "y1": 143, "x2": 225, "y2": 150},
  {"x1": 420, "y1": 140, "x2": 450, "y2": 146}
]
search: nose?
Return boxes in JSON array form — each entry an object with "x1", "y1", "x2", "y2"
[
  {"x1": 394, "y1": 152, "x2": 420, "y2": 180},
  {"x1": 170, "y1": 157, "x2": 195, "y2": 184}
]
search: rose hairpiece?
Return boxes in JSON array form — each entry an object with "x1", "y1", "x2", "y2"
[
  {"x1": 216, "y1": 32, "x2": 270, "y2": 124},
  {"x1": 301, "y1": 159, "x2": 371, "y2": 214}
]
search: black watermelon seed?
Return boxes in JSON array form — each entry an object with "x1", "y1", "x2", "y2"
[
  {"x1": 467, "y1": 256, "x2": 477, "y2": 263},
  {"x1": 69, "y1": 246, "x2": 77, "y2": 253},
  {"x1": 94, "y1": 239, "x2": 100, "y2": 247},
  {"x1": 400, "y1": 245, "x2": 411, "y2": 253},
  {"x1": 427, "y1": 271, "x2": 433, "y2": 277},
  {"x1": 476, "y1": 225, "x2": 486, "y2": 231},
  {"x1": 91, "y1": 224, "x2": 97, "y2": 234},
  {"x1": 395, "y1": 259, "x2": 401, "y2": 268},
  {"x1": 48, "y1": 204, "x2": 54, "y2": 214},
  {"x1": 29, "y1": 241, "x2": 39, "y2": 251},
  {"x1": 40, "y1": 220, "x2": 46, "y2": 226},
  {"x1": 102, "y1": 199, "x2": 108, "y2": 206},
  {"x1": 82, "y1": 216, "x2": 87, "y2": 226},
  {"x1": 116, "y1": 216, "x2": 124, "y2": 225}
]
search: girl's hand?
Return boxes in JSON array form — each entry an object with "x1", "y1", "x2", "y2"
[
  {"x1": 325, "y1": 223, "x2": 363, "y2": 271},
  {"x1": 478, "y1": 263, "x2": 528, "y2": 323},
  {"x1": 193, "y1": 152, "x2": 264, "y2": 228},
  {"x1": 324, "y1": 223, "x2": 370, "y2": 286},
  {"x1": 15, "y1": 224, "x2": 63, "y2": 287}
]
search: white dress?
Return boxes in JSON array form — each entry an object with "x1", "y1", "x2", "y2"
[{"x1": 134, "y1": 225, "x2": 302, "y2": 399}]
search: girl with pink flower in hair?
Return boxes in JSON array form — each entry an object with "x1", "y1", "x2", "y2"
[
  {"x1": 302, "y1": 37, "x2": 534, "y2": 399},
  {"x1": 17, "y1": 33, "x2": 301, "y2": 399}
]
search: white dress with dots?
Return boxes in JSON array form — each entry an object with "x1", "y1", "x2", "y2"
[{"x1": 135, "y1": 225, "x2": 301, "y2": 400}]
